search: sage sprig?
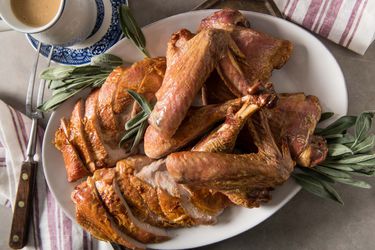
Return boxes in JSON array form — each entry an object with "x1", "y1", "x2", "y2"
[
  {"x1": 38, "y1": 5, "x2": 150, "y2": 112},
  {"x1": 38, "y1": 54, "x2": 123, "y2": 111},
  {"x1": 119, "y1": 90, "x2": 153, "y2": 152},
  {"x1": 119, "y1": 4, "x2": 150, "y2": 58},
  {"x1": 295, "y1": 111, "x2": 375, "y2": 204}
]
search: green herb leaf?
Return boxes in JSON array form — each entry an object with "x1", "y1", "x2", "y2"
[
  {"x1": 357, "y1": 158, "x2": 375, "y2": 167},
  {"x1": 330, "y1": 177, "x2": 371, "y2": 189},
  {"x1": 333, "y1": 154, "x2": 375, "y2": 164},
  {"x1": 326, "y1": 134, "x2": 355, "y2": 145},
  {"x1": 299, "y1": 167, "x2": 335, "y2": 183},
  {"x1": 319, "y1": 112, "x2": 334, "y2": 122},
  {"x1": 319, "y1": 163, "x2": 354, "y2": 172},
  {"x1": 131, "y1": 121, "x2": 148, "y2": 152},
  {"x1": 38, "y1": 89, "x2": 81, "y2": 111},
  {"x1": 91, "y1": 54, "x2": 124, "y2": 68},
  {"x1": 119, "y1": 91, "x2": 153, "y2": 149},
  {"x1": 71, "y1": 65, "x2": 102, "y2": 76},
  {"x1": 327, "y1": 143, "x2": 352, "y2": 157},
  {"x1": 316, "y1": 115, "x2": 356, "y2": 136},
  {"x1": 52, "y1": 86, "x2": 69, "y2": 96},
  {"x1": 49, "y1": 80, "x2": 72, "y2": 90},
  {"x1": 320, "y1": 181, "x2": 344, "y2": 205},
  {"x1": 41, "y1": 66, "x2": 76, "y2": 80},
  {"x1": 350, "y1": 164, "x2": 375, "y2": 171},
  {"x1": 126, "y1": 89, "x2": 152, "y2": 114},
  {"x1": 352, "y1": 135, "x2": 375, "y2": 154},
  {"x1": 352, "y1": 111, "x2": 375, "y2": 147},
  {"x1": 125, "y1": 110, "x2": 149, "y2": 130},
  {"x1": 119, "y1": 4, "x2": 150, "y2": 57},
  {"x1": 119, "y1": 125, "x2": 140, "y2": 147},
  {"x1": 293, "y1": 173, "x2": 343, "y2": 204},
  {"x1": 324, "y1": 134, "x2": 344, "y2": 139},
  {"x1": 315, "y1": 166, "x2": 352, "y2": 179},
  {"x1": 64, "y1": 79, "x2": 93, "y2": 91},
  {"x1": 351, "y1": 168, "x2": 375, "y2": 177}
]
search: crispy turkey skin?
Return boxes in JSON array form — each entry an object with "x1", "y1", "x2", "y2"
[{"x1": 54, "y1": 8, "x2": 330, "y2": 249}]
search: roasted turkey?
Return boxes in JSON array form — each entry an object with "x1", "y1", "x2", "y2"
[
  {"x1": 55, "y1": 57, "x2": 166, "y2": 181},
  {"x1": 52, "y1": 9, "x2": 328, "y2": 249}
]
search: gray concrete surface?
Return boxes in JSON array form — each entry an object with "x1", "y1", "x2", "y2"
[{"x1": 1, "y1": 1, "x2": 375, "y2": 249}]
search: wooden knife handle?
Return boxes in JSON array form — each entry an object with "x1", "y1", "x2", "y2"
[{"x1": 9, "y1": 161, "x2": 38, "y2": 249}]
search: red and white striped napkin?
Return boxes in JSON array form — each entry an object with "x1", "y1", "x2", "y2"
[
  {"x1": 0, "y1": 100, "x2": 106, "y2": 250},
  {"x1": 274, "y1": 0, "x2": 375, "y2": 54}
]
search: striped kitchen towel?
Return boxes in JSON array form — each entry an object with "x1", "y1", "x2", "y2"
[
  {"x1": 0, "y1": 99, "x2": 109, "y2": 250},
  {"x1": 274, "y1": 0, "x2": 375, "y2": 55}
]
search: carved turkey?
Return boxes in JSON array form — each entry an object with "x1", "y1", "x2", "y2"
[
  {"x1": 51, "y1": 9, "x2": 328, "y2": 250},
  {"x1": 55, "y1": 57, "x2": 166, "y2": 182}
]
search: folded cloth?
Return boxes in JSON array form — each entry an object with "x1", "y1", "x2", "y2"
[
  {"x1": 274, "y1": 0, "x2": 375, "y2": 55},
  {"x1": 0, "y1": 100, "x2": 105, "y2": 250}
]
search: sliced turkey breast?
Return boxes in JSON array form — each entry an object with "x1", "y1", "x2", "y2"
[
  {"x1": 72, "y1": 178, "x2": 145, "y2": 250},
  {"x1": 84, "y1": 89, "x2": 129, "y2": 167},
  {"x1": 54, "y1": 118, "x2": 89, "y2": 182},
  {"x1": 115, "y1": 158, "x2": 172, "y2": 228},
  {"x1": 93, "y1": 168, "x2": 169, "y2": 243},
  {"x1": 70, "y1": 99, "x2": 96, "y2": 172}
]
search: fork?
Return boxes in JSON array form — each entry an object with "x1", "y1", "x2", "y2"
[{"x1": 8, "y1": 42, "x2": 54, "y2": 249}]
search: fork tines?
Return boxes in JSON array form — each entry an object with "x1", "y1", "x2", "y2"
[{"x1": 25, "y1": 42, "x2": 54, "y2": 118}]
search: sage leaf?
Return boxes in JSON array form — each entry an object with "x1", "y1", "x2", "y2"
[
  {"x1": 316, "y1": 115, "x2": 356, "y2": 136},
  {"x1": 330, "y1": 177, "x2": 371, "y2": 189},
  {"x1": 119, "y1": 125, "x2": 139, "y2": 147},
  {"x1": 333, "y1": 154, "x2": 375, "y2": 164},
  {"x1": 64, "y1": 79, "x2": 93, "y2": 91},
  {"x1": 91, "y1": 54, "x2": 123, "y2": 68},
  {"x1": 319, "y1": 112, "x2": 334, "y2": 122},
  {"x1": 38, "y1": 89, "x2": 81, "y2": 111},
  {"x1": 352, "y1": 111, "x2": 375, "y2": 147},
  {"x1": 320, "y1": 181, "x2": 344, "y2": 205},
  {"x1": 319, "y1": 163, "x2": 354, "y2": 172},
  {"x1": 357, "y1": 158, "x2": 375, "y2": 167},
  {"x1": 71, "y1": 65, "x2": 102, "y2": 76},
  {"x1": 125, "y1": 111, "x2": 148, "y2": 130},
  {"x1": 350, "y1": 164, "x2": 375, "y2": 171},
  {"x1": 328, "y1": 144, "x2": 352, "y2": 157},
  {"x1": 119, "y1": 4, "x2": 150, "y2": 57},
  {"x1": 50, "y1": 80, "x2": 71, "y2": 90},
  {"x1": 118, "y1": 90, "x2": 154, "y2": 149},
  {"x1": 131, "y1": 121, "x2": 148, "y2": 152},
  {"x1": 351, "y1": 169, "x2": 375, "y2": 177},
  {"x1": 327, "y1": 134, "x2": 355, "y2": 145},
  {"x1": 127, "y1": 89, "x2": 152, "y2": 114},
  {"x1": 52, "y1": 87, "x2": 68, "y2": 96},
  {"x1": 299, "y1": 167, "x2": 335, "y2": 183},
  {"x1": 315, "y1": 166, "x2": 352, "y2": 179},
  {"x1": 293, "y1": 173, "x2": 343, "y2": 204},
  {"x1": 41, "y1": 66, "x2": 75, "y2": 80},
  {"x1": 352, "y1": 135, "x2": 375, "y2": 154},
  {"x1": 325, "y1": 134, "x2": 344, "y2": 139}
]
